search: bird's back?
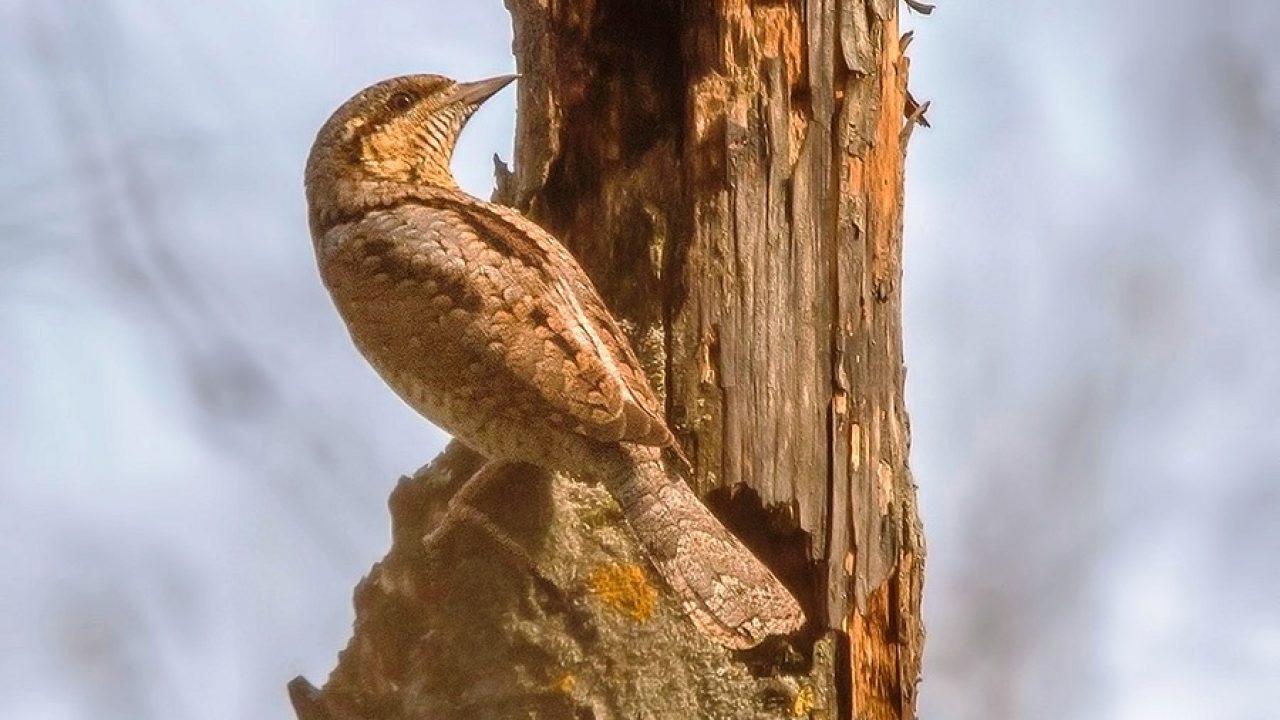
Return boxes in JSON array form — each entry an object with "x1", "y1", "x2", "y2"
[{"x1": 316, "y1": 188, "x2": 674, "y2": 465}]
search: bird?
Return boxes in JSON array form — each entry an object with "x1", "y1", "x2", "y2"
[{"x1": 304, "y1": 73, "x2": 805, "y2": 649}]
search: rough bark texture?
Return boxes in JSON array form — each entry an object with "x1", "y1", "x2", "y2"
[{"x1": 290, "y1": 0, "x2": 924, "y2": 717}]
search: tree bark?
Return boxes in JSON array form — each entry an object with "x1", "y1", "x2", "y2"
[{"x1": 290, "y1": 1, "x2": 924, "y2": 718}]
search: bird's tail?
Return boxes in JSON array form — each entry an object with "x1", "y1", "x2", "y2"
[{"x1": 593, "y1": 444, "x2": 805, "y2": 649}]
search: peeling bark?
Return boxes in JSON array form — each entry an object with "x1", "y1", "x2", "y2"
[{"x1": 292, "y1": 1, "x2": 924, "y2": 717}]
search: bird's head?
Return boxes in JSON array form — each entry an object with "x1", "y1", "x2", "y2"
[{"x1": 305, "y1": 73, "x2": 515, "y2": 219}]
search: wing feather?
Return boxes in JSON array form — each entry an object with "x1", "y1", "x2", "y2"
[{"x1": 362, "y1": 194, "x2": 672, "y2": 448}]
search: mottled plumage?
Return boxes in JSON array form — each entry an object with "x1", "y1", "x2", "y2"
[{"x1": 305, "y1": 74, "x2": 804, "y2": 648}]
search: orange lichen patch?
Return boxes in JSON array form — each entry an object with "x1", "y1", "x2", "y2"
[
  {"x1": 791, "y1": 683, "x2": 816, "y2": 716},
  {"x1": 588, "y1": 563, "x2": 656, "y2": 622},
  {"x1": 551, "y1": 673, "x2": 576, "y2": 695}
]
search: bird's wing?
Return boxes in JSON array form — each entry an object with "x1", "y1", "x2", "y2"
[{"x1": 382, "y1": 194, "x2": 673, "y2": 448}]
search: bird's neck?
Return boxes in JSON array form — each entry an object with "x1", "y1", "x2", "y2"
[{"x1": 307, "y1": 176, "x2": 479, "y2": 238}]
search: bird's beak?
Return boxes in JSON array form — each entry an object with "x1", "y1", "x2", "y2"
[{"x1": 453, "y1": 74, "x2": 518, "y2": 108}]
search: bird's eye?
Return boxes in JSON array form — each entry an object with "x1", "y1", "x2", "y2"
[{"x1": 388, "y1": 92, "x2": 416, "y2": 112}]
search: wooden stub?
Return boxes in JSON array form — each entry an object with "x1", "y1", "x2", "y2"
[{"x1": 505, "y1": 0, "x2": 924, "y2": 716}]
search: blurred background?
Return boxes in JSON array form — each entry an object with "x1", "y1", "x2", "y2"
[{"x1": 1, "y1": 1, "x2": 1275, "y2": 718}]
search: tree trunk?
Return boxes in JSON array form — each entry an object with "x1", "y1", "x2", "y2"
[{"x1": 289, "y1": 1, "x2": 924, "y2": 718}]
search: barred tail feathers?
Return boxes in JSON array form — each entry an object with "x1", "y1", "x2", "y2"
[{"x1": 595, "y1": 444, "x2": 805, "y2": 649}]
